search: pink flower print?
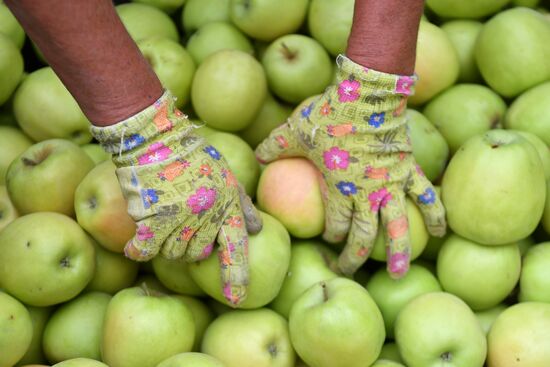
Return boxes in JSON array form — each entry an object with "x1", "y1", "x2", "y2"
[
  {"x1": 138, "y1": 142, "x2": 173, "y2": 165},
  {"x1": 223, "y1": 282, "x2": 240, "y2": 305},
  {"x1": 197, "y1": 243, "x2": 214, "y2": 260},
  {"x1": 337, "y1": 79, "x2": 360, "y2": 103},
  {"x1": 415, "y1": 164, "x2": 425, "y2": 176},
  {"x1": 323, "y1": 147, "x2": 350, "y2": 170},
  {"x1": 368, "y1": 187, "x2": 392, "y2": 212},
  {"x1": 136, "y1": 224, "x2": 154, "y2": 241},
  {"x1": 388, "y1": 251, "x2": 410, "y2": 276},
  {"x1": 276, "y1": 135, "x2": 289, "y2": 149},
  {"x1": 187, "y1": 187, "x2": 217, "y2": 214},
  {"x1": 396, "y1": 76, "x2": 415, "y2": 95}
]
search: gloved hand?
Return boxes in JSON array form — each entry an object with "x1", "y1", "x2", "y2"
[
  {"x1": 256, "y1": 55, "x2": 446, "y2": 278},
  {"x1": 90, "y1": 91, "x2": 262, "y2": 306}
]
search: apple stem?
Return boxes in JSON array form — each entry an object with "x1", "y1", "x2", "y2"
[
  {"x1": 441, "y1": 352, "x2": 452, "y2": 362},
  {"x1": 141, "y1": 282, "x2": 151, "y2": 297},
  {"x1": 22, "y1": 157, "x2": 38, "y2": 166},
  {"x1": 280, "y1": 43, "x2": 297, "y2": 61},
  {"x1": 321, "y1": 282, "x2": 329, "y2": 302}
]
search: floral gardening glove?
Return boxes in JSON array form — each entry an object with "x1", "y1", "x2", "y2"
[
  {"x1": 256, "y1": 55, "x2": 446, "y2": 278},
  {"x1": 90, "y1": 91, "x2": 262, "y2": 306}
]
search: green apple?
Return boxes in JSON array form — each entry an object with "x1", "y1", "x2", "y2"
[
  {"x1": 370, "y1": 361, "x2": 405, "y2": 367},
  {"x1": 441, "y1": 130, "x2": 546, "y2": 245},
  {"x1": 395, "y1": 292, "x2": 487, "y2": 367},
  {"x1": 370, "y1": 198, "x2": 429, "y2": 262},
  {"x1": 52, "y1": 358, "x2": 108, "y2": 367},
  {"x1": 173, "y1": 296, "x2": 215, "y2": 351},
  {"x1": 13, "y1": 67, "x2": 92, "y2": 144},
  {"x1": 408, "y1": 21, "x2": 459, "y2": 106},
  {"x1": 378, "y1": 343, "x2": 404, "y2": 364},
  {"x1": 426, "y1": 0, "x2": 510, "y2": 19},
  {"x1": 74, "y1": 160, "x2": 135, "y2": 253},
  {"x1": 270, "y1": 240, "x2": 338, "y2": 318},
  {"x1": 181, "y1": 0, "x2": 230, "y2": 34},
  {"x1": 191, "y1": 49, "x2": 267, "y2": 132},
  {"x1": 0, "y1": 2, "x2": 25, "y2": 49},
  {"x1": 424, "y1": 84, "x2": 507, "y2": 154},
  {"x1": 116, "y1": 3, "x2": 179, "y2": 42},
  {"x1": 152, "y1": 256, "x2": 205, "y2": 296},
  {"x1": 133, "y1": 274, "x2": 171, "y2": 293},
  {"x1": 7, "y1": 139, "x2": 95, "y2": 216},
  {"x1": 81, "y1": 144, "x2": 110, "y2": 165},
  {"x1": 441, "y1": 20, "x2": 483, "y2": 83},
  {"x1": 186, "y1": 22, "x2": 253, "y2": 65},
  {"x1": 229, "y1": 0, "x2": 309, "y2": 42},
  {"x1": 132, "y1": 0, "x2": 186, "y2": 14},
  {"x1": 437, "y1": 234, "x2": 521, "y2": 310},
  {"x1": 543, "y1": 181, "x2": 550, "y2": 235},
  {"x1": 262, "y1": 34, "x2": 332, "y2": 104},
  {"x1": 0, "y1": 33, "x2": 24, "y2": 106},
  {"x1": 189, "y1": 212, "x2": 291, "y2": 308},
  {"x1": 487, "y1": 302, "x2": 550, "y2": 366},
  {"x1": 43, "y1": 292, "x2": 111, "y2": 363},
  {"x1": 289, "y1": 277, "x2": 385, "y2": 367},
  {"x1": 475, "y1": 8, "x2": 550, "y2": 98},
  {"x1": 102, "y1": 286, "x2": 195, "y2": 367},
  {"x1": 202, "y1": 308, "x2": 295, "y2": 367},
  {"x1": 205, "y1": 131, "x2": 260, "y2": 197},
  {"x1": 257, "y1": 158, "x2": 324, "y2": 239},
  {"x1": 194, "y1": 123, "x2": 219, "y2": 138},
  {"x1": 16, "y1": 305, "x2": 53, "y2": 366},
  {"x1": 239, "y1": 92, "x2": 292, "y2": 149},
  {"x1": 157, "y1": 352, "x2": 225, "y2": 367},
  {"x1": 307, "y1": 0, "x2": 354, "y2": 56},
  {"x1": 406, "y1": 110, "x2": 449, "y2": 182},
  {"x1": 475, "y1": 304, "x2": 507, "y2": 335},
  {"x1": 0, "y1": 292, "x2": 33, "y2": 367},
  {"x1": 513, "y1": 130, "x2": 550, "y2": 180},
  {"x1": 138, "y1": 37, "x2": 196, "y2": 108},
  {"x1": 0, "y1": 185, "x2": 17, "y2": 231},
  {"x1": 505, "y1": 81, "x2": 550, "y2": 146},
  {"x1": 519, "y1": 242, "x2": 550, "y2": 302},
  {"x1": 366, "y1": 264, "x2": 441, "y2": 338},
  {"x1": 0, "y1": 212, "x2": 96, "y2": 306},
  {"x1": 85, "y1": 239, "x2": 139, "y2": 294}
]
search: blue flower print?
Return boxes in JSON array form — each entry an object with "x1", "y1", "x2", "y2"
[
  {"x1": 141, "y1": 188, "x2": 159, "y2": 209},
  {"x1": 368, "y1": 112, "x2": 385, "y2": 128},
  {"x1": 204, "y1": 146, "x2": 221, "y2": 160},
  {"x1": 124, "y1": 134, "x2": 146, "y2": 150},
  {"x1": 301, "y1": 102, "x2": 314, "y2": 119},
  {"x1": 336, "y1": 181, "x2": 357, "y2": 196},
  {"x1": 418, "y1": 187, "x2": 436, "y2": 205}
]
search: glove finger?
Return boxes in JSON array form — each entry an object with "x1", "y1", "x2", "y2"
[
  {"x1": 184, "y1": 214, "x2": 224, "y2": 262},
  {"x1": 237, "y1": 182, "x2": 263, "y2": 234},
  {"x1": 322, "y1": 186, "x2": 353, "y2": 244},
  {"x1": 159, "y1": 216, "x2": 200, "y2": 260},
  {"x1": 380, "y1": 187, "x2": 411, "y2": 279},
  {"x1": 406, "y1": 165, "x2": 446, "y2": 237},
  {"x1": 337, "y1": 202, "x2": 378, "y2": 276},
  {"x1": 124, "y1": 218, "x2": 165, "y2": 262},
  {"x1": 255, "y1": 122, "x2": 301, "y2": 164}
]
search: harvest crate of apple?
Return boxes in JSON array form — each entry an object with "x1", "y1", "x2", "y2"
[{"x1": 1, "y1": 0, "x2": 550, "y2": 366}]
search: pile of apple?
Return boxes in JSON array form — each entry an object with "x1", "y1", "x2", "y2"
[{"x1": 2, "y1": 0, "x2": 550, "y2": 366}]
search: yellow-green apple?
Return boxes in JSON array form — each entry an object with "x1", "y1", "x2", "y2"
[
  {"x1": 137, "y1": 37, "x2": 196, "y2": 108},
  {"x1": 475, "y1": 304, "x2": 507, "y2": 335},
  {"x1": 16, "y1": 305, "x2": 53, "y2": 366},
  {"x1": 191, "y1": 49, "x2": 267, "y2": 132},
  {"x1": 239, "y1": 92, "x2": 292, "y2": 148},
  {"x1": 406, "y1": 110, "x2": 449, "y2": 182},
  {"x1": 52, "y1": 358, "x2": 108, "y2": 367},
  {"x1": 181, "y1": 0, "x2": 230, "y2": 34},
  {"x1": 0, "y1": 292, "x2": 33, "y2": 367},
  {"x1": 13, "y1": 67, "x2": 92, "y2": 144},
  {"x1": 0, "y1": 33, "x2": 24, "y2": 106},
  {"x1": 116, "y1": 3, "x2": 179, "y2": 42},
  {"x1": 441, "y1": 20, "x2": 483, "y2": 83},
  {"x1": 519, "y1": 242, "x2": 550, "y2": 302},
  {"x1": 423, "y1": 84, "x2": 507, "y2": 154},
  {"x1": 74, "y1": 160, "x2": 135, "y2": 252},
  {"x1": 513, "y1": 130, "x2": 550, "y2": 180},
  {"x1": 80, "y1": 144, "x2": 110, "y2": 165},
  {"x1": 475, "y1": 8, "x2": 550, "y2": 98},
  {"x1": 505, "y1": 81, "x2": 550, "y2": 146},
  {"x1": 157, "y1": 352, "x2": 225, "y2": 367},
  {"x1": 370, "y1": 198, "x2": 429, "y2": 262},
  {"x1": 437, "y1": 234, "x2": 521, "y2": 310},
  {"x1": 229, "y1": 0, "x2": 309, "y2": 42},
  {"x1": 441, "y1": 130, "x2": 546, "y2": 245},
  {"x1": 152, "y1": 256, "x2": 205, "y2": 296},
  {"x1": 0, "y1": 126, "x2": 32, "y2": 184},
  {"x1": 270, "y1": 240, "x2": 339, "y2": 318},
  {"x1": 7, "y1": 139, "x2": 94, "y2": 216},
  {"x1": 194, "y1": 123, "x2": 219, "y2": 138},
  {"x1": 0, "y1": 212, "x2": 96, "y2": 306},
  {"x1": 289, "y1": 277, "x2": 385, "y2": 367},
  {"x1": 0, "y1": 2, "x2": 25, "y2": 49},
  {"x1": 43, "y1": 292, "x2": 111, "y2": 363},
  {"x1": 205, "y1": 132, "x2": 260, "y2": 197},
  {"x1": 202, "y1": 308, "x2": 295, "y2": 367},
  {"x1": 395, "y1": 292, "x2": 487, "y2": 367},
  {"x1": 426, "y1": 0, "x2": 509, "y2": 19},
  {"x1": 307, "y1": 0, "x2": 354, "y2": 56},
  {"x1": 543, "y1": 181, "x2": 550, "y2": 235},
  {"x1": 257, "y1": 158, "x2": 324, "y2": 239},
  {"x1": 132, "y1": 0, "x2": 186, "y2": 14},
  {"x1": 101, "y1": 286, "x2": 195, "y2": 367},
  {"x1": 0, "y1": 185, "x2": 17, "y2": 231},
  {"x1": 189, "y1": 212, "x2": 291, "y2": 308},
  {"x1": 487, "y1": 302, "x2": 550, "y2": 366},
  {"x1": 186, "y1": 22, "x2": 253, "y2": 65},
  {"x1": 366, "y1": 264, "x2": 442, "y2": 339},
  {"x1": 408, "y1": 21, "x2": 459, "y2": 106},
  {"x1": 378, "y1": 343, "x2": 404, "y2": 364},
  {"x1": 173, "y1": 296, "x2": 215, "y2": 351},
  {"x1": 85, "y1": 239, "x2": 139, "y2": 294}
]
